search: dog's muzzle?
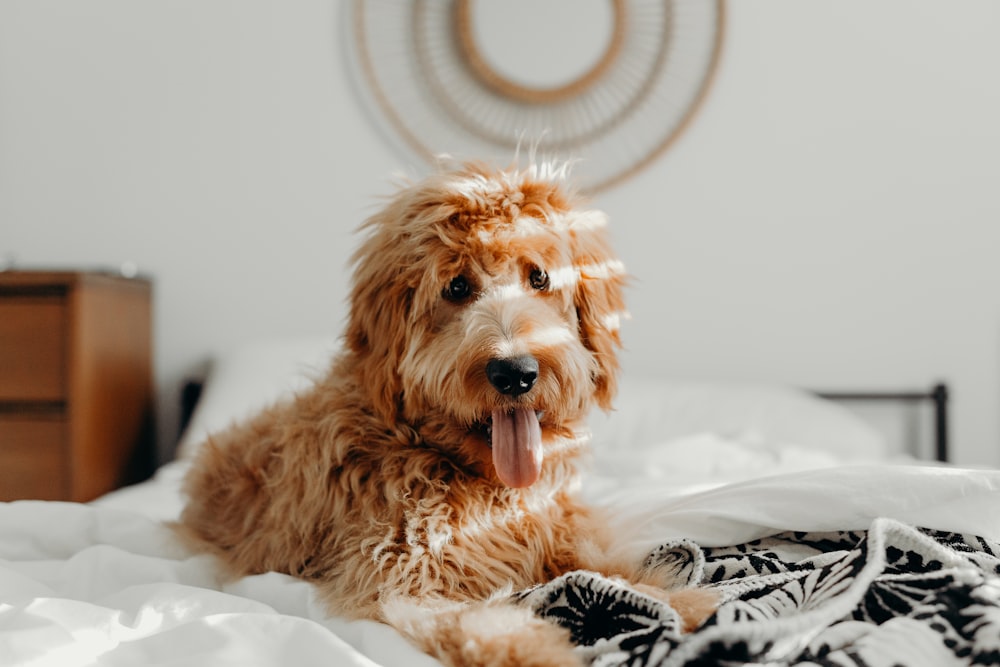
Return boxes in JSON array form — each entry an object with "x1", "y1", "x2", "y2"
[{"x1": 485, "y1": 355, "x2": 543, "y2": 488}]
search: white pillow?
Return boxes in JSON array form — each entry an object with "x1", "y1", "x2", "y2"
[
  {"x1": 588, "y1": 375, "x2": 887, "y2": 461},
  {"x1": 175, "y1": 336, "x2": 340, "y2": 459}
]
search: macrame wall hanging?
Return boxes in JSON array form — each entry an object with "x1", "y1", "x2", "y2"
[{"x1": 350, "y1": 0, "x2": 725, "y2": 193}]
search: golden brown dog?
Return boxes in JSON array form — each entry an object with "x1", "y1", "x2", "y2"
[{"x1": 179, "y1": 162, "x2": 715, "y2": 666}]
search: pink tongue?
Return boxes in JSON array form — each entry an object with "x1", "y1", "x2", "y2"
[{"x1": 491, "y1": 408, "x2": 543, "y2": 488}]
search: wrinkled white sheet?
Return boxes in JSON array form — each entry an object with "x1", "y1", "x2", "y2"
[
  {"x1": 0, "y1": 497, "x2": 434, "y2": 667},
  {"x1": 2, "y1": 455, "x2": 1000, "y2": 666}
]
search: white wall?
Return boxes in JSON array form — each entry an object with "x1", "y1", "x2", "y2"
[{"x1": 2, "y1": 1, "x2": 998, "y2": 466}]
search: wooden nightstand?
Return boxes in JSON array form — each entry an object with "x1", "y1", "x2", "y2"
[{"x1": 0, "y1": 271, "x2": 155, "y2": 502}]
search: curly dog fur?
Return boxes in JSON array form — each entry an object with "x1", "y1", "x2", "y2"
[{"x1": 179, "y1": 162, "x2": 716, "y2": 666}]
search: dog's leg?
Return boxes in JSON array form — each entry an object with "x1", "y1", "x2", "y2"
[
  {"x1": 568, "y1": 517, "x2": 719, "y2": 633},
  {"x1": 573, "y1": 552, "x2": 719, "y2": 634},
  {"x1": 382, "y1": 596, "x2": 582, "y2": 667}
]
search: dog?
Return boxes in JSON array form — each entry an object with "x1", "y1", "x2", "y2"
[{"x1": 179, "y1": 162, "x2": 717, "y2": 666}]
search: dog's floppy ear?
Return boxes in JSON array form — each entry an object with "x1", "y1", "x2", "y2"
[
  {"x1": 570, "y1": 213, "x2": 626, "y2": 410},
  {"x1": 344, "y1": 226, "x2": 416, "y2": 423}
]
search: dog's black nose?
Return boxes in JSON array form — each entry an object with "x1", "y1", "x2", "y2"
[{"x1": 486, "y1": 355, "x2": 539, "y2": 397}]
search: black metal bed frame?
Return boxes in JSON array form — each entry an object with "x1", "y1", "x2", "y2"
[{"x1": 815, "y1": 384, "x2": 949, "y2": 463}]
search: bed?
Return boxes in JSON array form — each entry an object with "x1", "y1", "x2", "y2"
[{"x1": 2, "y1": 337, "x2": 998, "y2": 666}]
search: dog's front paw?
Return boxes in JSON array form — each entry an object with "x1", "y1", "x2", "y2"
[
  {"x1": 636, "y1": 541, "x2": 717, "y2": 633},
  {"x1": 630, "y1": 583, "x2": 719, "y2": 633},
  {"x1": 447, "y1": 605, "x2": 582, "y2": 667},
  {"x1": 385, "y1": 597, "x2": 582, "y2": 667}
]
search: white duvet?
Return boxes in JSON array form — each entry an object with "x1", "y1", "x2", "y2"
[{"x1": 3, "y1": 454, "x2": 999, "y2": 667}]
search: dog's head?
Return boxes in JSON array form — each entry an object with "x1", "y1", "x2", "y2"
[{"x1": 346, "y1": 162, "x2": 626, "y2": 488}]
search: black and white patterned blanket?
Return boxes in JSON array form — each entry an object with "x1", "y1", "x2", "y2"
[{"x1": 517, "y1": 519, "x2": 1000, "y2": 666}]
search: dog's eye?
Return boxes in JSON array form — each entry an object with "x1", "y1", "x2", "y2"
[
  {"x1": 529, "y1": 268, "x2": 549, "y2": 291},
  {"x1": 444, "y1": 275, "x2": 472, "y2": 302}
]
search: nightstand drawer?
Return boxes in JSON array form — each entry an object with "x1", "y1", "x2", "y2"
[
  {"x1": 0, "y1": 299, "x2": 67, "y2": 402},
  {"x1": 0, "y1": 417, "x2": 68, "y2": 501}
]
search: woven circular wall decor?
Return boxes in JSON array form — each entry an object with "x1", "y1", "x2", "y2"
[{"x1": 350, "y1": 0, "x2": 725, "y2": 194}]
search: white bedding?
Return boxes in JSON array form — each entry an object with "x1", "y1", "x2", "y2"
[
  {"x1": 3, "y1": 462, "x2": 999, "y2": 666},
  {"x1": 3, "y1": 339, "x2": 998, "y2": 666}
]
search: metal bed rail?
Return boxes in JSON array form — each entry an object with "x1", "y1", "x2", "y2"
[{"x1": 816, "y1": 384, "x2": 949, "y2": 463}]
